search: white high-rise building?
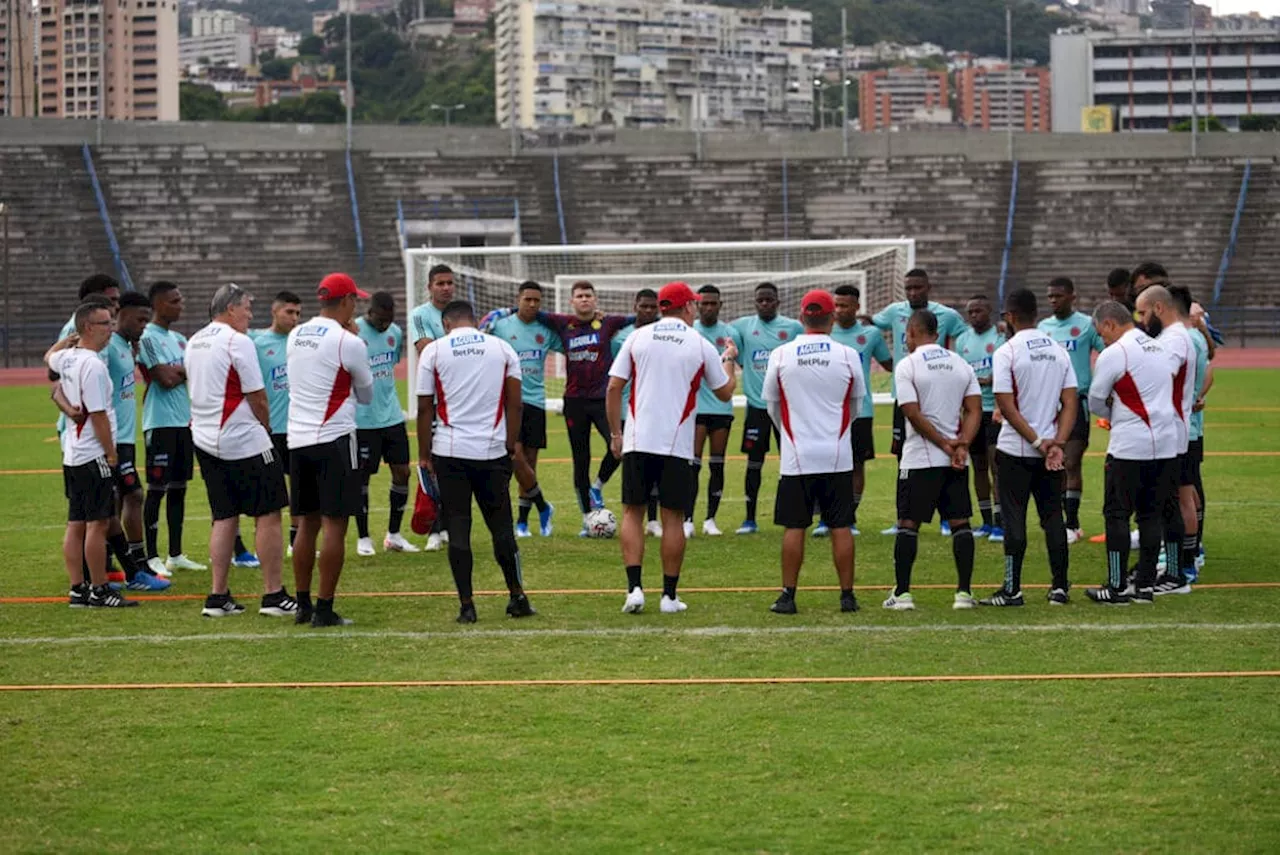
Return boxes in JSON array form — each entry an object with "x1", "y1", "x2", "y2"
[
  {"x1": 191, "y1": 9, "x2": 249, "y2": 37},
  {"x1": 495, "y1": 0, "x2": 815, "y2": 130}
]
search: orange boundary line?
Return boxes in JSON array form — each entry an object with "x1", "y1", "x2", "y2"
[
  {"x1": 3, "y1": 581, "x2": 1276, "y2": 605},
  {"x1": 2, "y1": 670, "x2": 1277, "y2": 692}
]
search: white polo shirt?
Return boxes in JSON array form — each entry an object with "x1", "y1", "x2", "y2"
[
  {"x1": 1089, "y1": 327, "x2": 1180, "y2": 461},
  {"x1": 185, "y1": 320, "x2": 272, "y2": 461},
  {"x1": 286, "y1": 316, "x2": 375, "y2": 450},
  {"x1": 1157, "y1": 321, "x2": 1196, "y2": 455},
  {"x1": 894, "y1": 342, "x2": 981, "y2": 471},
  {"x1": 762, "y1": 333, "x2": 866, "y2": 476},
  {"x1": 991, "y1": 328, "x2": 1078, "y2": 458},
  {"x1": 608, "y1": 316, "x2": 729, "y2": 461},
  {"x1": 50, "y1": 347, "x2": 116, "y2": 467},
  {"x1": 416, "y1": 325, "x2": 521, "y2": 461}
]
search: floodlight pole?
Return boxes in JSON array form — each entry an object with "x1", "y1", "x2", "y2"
[
  {"x1": 345, "y1": 10, "x2": 353, "y2": 151},
  {"x1": 1190, "y1": 11, "x2": 1199, "y2": 157},
  {"x1": 841, "y1": 7, "x2": 849, "y2": 158},
  {"x1": 1006, "y1": 0, "x2": 1014, "y2": 162}
]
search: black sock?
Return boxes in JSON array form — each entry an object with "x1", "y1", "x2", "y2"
[
  {"x1": 707, "y1": 456, "x2": 725, "y2": 520},
  {"x1": 851, "y1": 492, "x2": 862, "y2": 526},
  {"x1": 952, "y1": 524, "x2": 975, "y2": 592},
  {"x1": 233, "y1": 533, "x2": 249, "y2": 556},
  {"x1": 1181, "y1": 534, "x2": 1198, "y2": 580},
  {"x1": 497, "y1": 548, "x2": 523, "y2": 594},
  {"x1": 1135, "y1": 515, "x2": 1163, "y2": 587},
  {"x1": 316, "y1": 597, "x2": 333, "y2": 614},
  {"x1": 296, "y1": 590, "x2": 312, "y2": 611},
  {"x1": 448, "y1": 544, "x2": 474, "y2": 601},
  {"x1": 518, "y1": 497, "x2": 533, "y2": 525},
  {"x1": 893, "y1": 528, "x2": 918, "y2": 596},
  {"x1": 289, "y1": 524, "x2": 297, "y2": 547},
  {"x1": 1105, "y1": 516, "x2": 1131, "y2": 589},
  {"x1": 1195, "y1": 505, "x2": 1205, "y2": 554},
  {"x1": 144, "y1": 488, "x2": 164, "y2": 559},
  {"x1": 625, "y1": 564, "x2": 642, "y2": 592},
  {"x1": 1064, "y1": 490, "x2": 1082, "y2": 529},
  {"x1": 687, "y1": 459, "x2": 702, "y2": 522},
  {"x1": 356, "y1": 483, "x2": 370, "y2": 539},
  {"x1": 166, "y1": 486, "x2": 186, "y2": 556},
  {"x1": 979, "y1": 500, "x2": 993, "y2": 528},
  {"x1": 108, "y1": 532, "x2": 136, "y2": 578},
  {"x1": 128, "y1": 541, "x2": 146, "y2": 569},
  {"x1": 389, "y1": 483, "x2": 408, "y2": 535},
  {"x1": 662, "y1": 574, "x2": 679, "y2": 600},
  {"x1": 745, "y1": 460, "x2": 763, "y2": 523},
  {"x1": 81, "y1": 555, "x2": 92, "y2": 585},
  {"x1": 993, "y1": 505, "x2": 1003, "y2": 529},
  {"x1": 527, "y1": 483, "x2": 549, "y2": 512},
  {"x1": 782, "y1": 585, "x2": 796, "y2": 597}
]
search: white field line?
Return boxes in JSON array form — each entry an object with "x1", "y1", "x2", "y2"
[{"x1": 2, "y1": 622, "x2": 1278, "y2": 647}]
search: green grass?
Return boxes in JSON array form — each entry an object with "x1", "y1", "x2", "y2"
[{"x1": 1, "y1": 371, "x2": 1278, "y2": 852}]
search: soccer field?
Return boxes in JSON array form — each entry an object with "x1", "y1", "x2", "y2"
[{"x1": 2, "y1": 371, "x2": 1278, "y2": 852}]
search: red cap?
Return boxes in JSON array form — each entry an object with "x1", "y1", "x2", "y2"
[
  {"x1": 658, "y1": 281, "x2": 699, "y2": 310},
  {"x1": 317, "y1": 273, "x2": 369, "y2": 301},
  {"x1": 411, "y1": 482, "x2": 438, "y2": 535},
  {"x1": 800, "y1": 289, "x2": 835, "y2": 316}
]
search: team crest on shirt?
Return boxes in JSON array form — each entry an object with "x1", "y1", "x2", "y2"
[
  {"x1": 178, "y1": 341, "x2": 186, "y2": 350},
  {"x1": 1070, "y1": 327, "x2": 1080, "y2": 337},
  {"x1": 778, "y1": 331, "x2": 789, "y2": 340},
  {"x1": 856, "y1": 335, "x2": 867, "y2": 345},
  {"x1": 387, "y1": 335, "x2": 395, "y2": 347},
  {"x1": 535, "y1": 334, "x2": 545, "y2": 344},
  {"x1": 591, "y1": 320, "x2": 602, "y2": 331},
  {"x1": 266, "y1": 349, "x2": 275, "y2": 356},
  {"x1": 986, "y1": 343, "x2": 994, "y2": 353}
]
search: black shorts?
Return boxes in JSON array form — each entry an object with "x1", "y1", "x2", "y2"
[
  {"x1": 1178, "y1": 450, "x2": 1199, "y2": 488},
  {"x1": 896, "y1": 466, "x2": 973, "y2": 525},
  {"x1": 696, "y1": 413, "x2": 734, "y2": 434},
  {"x1": 519, "y1": 404, "x2": 548, "y2": 450},
  {"x1": 65, "y1": 457, "x2": 116, "y2": 522},
  {"x1": 1103, "y1": 456, "x2": 1179, "y2": 522},
  {"x1": 272, "y1": 434, "x2": 290, "y2": 474},
  {"x1": 196, "y1": 446, "x2": 289, "y2": 521},
  {"x1": 563, "y1": 397, "x2": 609, "y2": 440},
  {"x1": 971, "y1": 412, "x2": 1001, "y2": 457},
  {"x1": 622, "y1": 452, "x2": 695, "y2": 511},
  {"x1": 144, "y1": 426, "x2": 195, "y2": 486},
  {"x1": 113, "y1": 443, "x2": 142, "y2": 496},
  {"x1": 357, "y1": 423, "x2": 410, "y2": 475},
  {"x1": 1069, "y1": 396, "x2": 1091, "y2": 444},
  {"x1": 1186, "y1": 438, "x2": 1204, "y2": 490},
  {"x1": 290, "y1": 433, "x2": 363, "y2": 519},
  {"x1": 740, "y1": 406, "x2": 778, "y2": 456},
  {"x1": 775, "y1": 472, "x2": 855, "y2": 529},
  {"x1": 433, "y1": 454, "x2": 514, "y2": 534},
  {"x1": 850, "y1": 417, "x2": 875, "y2": 463}
]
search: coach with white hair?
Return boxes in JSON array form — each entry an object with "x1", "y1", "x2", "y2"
[{"x1": 185, "y1": 284, "x2": 298, "y2": 620}]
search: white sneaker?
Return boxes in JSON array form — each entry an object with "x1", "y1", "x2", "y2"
[
  {"x1": 147, "y1": 556, "x2": 172, "y2": 579},
  {"x1": 660, "y1": 595, "x2": 688, "y2": 613},
  {"x1": 1065, "y1": 528, "x2": 1084, "y2": 545},
  {"x1": 953, "y1": 591, "x2": 978, "y2": 610},
  {"x1": 645, "y1": 520, "x2": 663, "y2": 538},
  {"x1": 682, "y1": 521, "x2": 694, "y2": 538},
  {"x1": 356, "y1": 537, "x2": 376, "y2": 557},
  {"x1": 165, "y1": 554, "x2": 207, "y2": 572},
  {"x1": 440, "y1": 531, "x2": 450, "y2": 544},
  {"x1": 702, "y1": 519, "x2": 723, "y2": 537},
  {"x1": 383, "y1": 532, "x2": 419, "y2": 553},
  {"x1": 882, "y1": 592, "x2": 915, "y2": 610},
  {"x1": 881, "y1": 525, "x2": 899, "y2": 536},
  {"x1": 1129, "y1": 529, "x2": 1141, "y2": 550},
  {"x1": 622, "y1": 588, "x2": 645, "y2": 614},
  {"x1": 425, "y1": 533, "x2": 445, "y2": 552}
]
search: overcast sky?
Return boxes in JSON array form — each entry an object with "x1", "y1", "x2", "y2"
[{"x1": 1208, "y1": 0, "x2": 1279, "y2": 14}]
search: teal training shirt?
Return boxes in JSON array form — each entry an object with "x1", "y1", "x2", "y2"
[
  {"x1": 731, "y1": 314, "x2": 804, "y2": 409},
  {"x1": 138, "y1": 322, "x2": 190, "y2": 431},
  {"x1": 409, "y1": 302, "x2": 445, "y2": 346},
  {"x1": 611, "y1": 324, "x2": 637, "y2": 415},
  {"x1": 490, "y1": 314, "x2": 562, "y2": 410},
  {"x1": 250, "y1": 328, "x2": 291, "y2": 435},
  {"x1": 871, "y1": 300, "x2": 966, "y2": 397},
  {"x1": 954, "y1": 325, "x2": 1005, "y2": 413},
  {"x1": 1038, "y1": 311, "x2": 1104, "y2": 396},
  {"x1": 693, "y1": 319, "x2": 741, "y2": 416},
  {"x1": 1189, "y1": 327, "x2": 1209, "y2": 441},
  {"x1": 830, "y1": 321, "x2": 890, "y2": 419},
  {"x1": 105, "y1": 333, "x2": 138, "y2": 444},
  {"x1": 356, "y1": 318, "x2": 405, "y2": 429}
]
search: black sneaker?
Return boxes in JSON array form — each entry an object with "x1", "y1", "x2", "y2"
[
  {"x1": 201, "y1": 593, "x2": 245, "y2": 618},
  {"x1": 770, "y1": 592, "x2": 797, "y2": 615},
  {"x1": 311, "y1": 609, "x2": 353, "y2": 627},
  {"x1": 294, "y1": 602, "x2": 314, "y2": 625},
  {"x1": 839, "y1": 591, "x2": 859, "y2": 613},
  {"x1": 1047, "y1": 588, "x2": 1070, "y2": 606},
  {"x1": 1153, "y1": 573, "x2": 1192, "y2": 597},
  {"x1": 457, "y1": 603, "x2": 478, "y2": 624},
  {"x1": 88, "y1": 585, "x2": 140, "y2": 608},
  {"x1": 1086, "y1": 585, "x2": 1132, "y2": 606},
  {"x1": 979, "y1": 589, "x2": 1025, "y2": 607},
  {"x1": 69, "y1": 583, "x2": 91, "y2": 609},
  {"x1": 259, "y1": 588, "x2": 299, "y2": 618},
  {"x1": 1126, "y1": 584, "x2": 1155, "y2": 604},
  {"x1": 506, "y1": 594, "x2": 536, "y2": 618}
]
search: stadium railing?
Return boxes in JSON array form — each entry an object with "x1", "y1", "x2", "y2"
[
  {"x1": 346, "y1": 149, "x2": 365, "y2": 271},
  {"x1": 997, "y1": 160, "x2": 1019, "y2": 305},
  {"x1": 80, "y1": 143, "x2": 133, "y2": 292},
  {"x1": 398, "y1": 199, "x2": 520, "y2": 221},
  {"x1": 552, "y1": 153, "x2": 569, "y2": 245},
  {"x1": 1206, "y1": 307, "x2": 1280, "y2": 347},
  {"x1": 1213, "y1": 159, "x2": 1251, "y2": 307}
]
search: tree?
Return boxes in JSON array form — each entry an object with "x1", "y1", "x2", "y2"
[
  {"x1": 179, "y1": 82, "x2": 227, "y2": 121},
  {"x1": 299, "y1": 35, "x2": 325, "y2": 57},
  {"x1": 1240, "y1": 115, "x2": 1280, "y2": 132},
  {"x1": 261, "y1": 58, "x2": 295, "y2": 81},
  {"x1": 1172, "y1": 116, "x2": 1227, "y2": 132}
]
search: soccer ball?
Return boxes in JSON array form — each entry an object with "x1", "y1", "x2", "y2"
[{"x1": 585, "y1": 509, "x2": 617, "y2": 539}]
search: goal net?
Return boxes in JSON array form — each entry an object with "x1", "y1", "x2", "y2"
[{"x1": 403, "y1": 239, "x2": 913, "y2": 411}]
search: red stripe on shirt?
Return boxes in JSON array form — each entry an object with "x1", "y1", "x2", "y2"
[
  {"x1": 1172, "y1": 362, "x2": 1187, "y2": 419},
  {"x1": 1113, "y1": 372, "x2": 1150, "y2": 426},
  {"x1": 839, "y1": 376, "x2": 854, "y2": 436},
  {"x1": 221, "y1": 366, "x2": 243, "y2": 428},
  {"x1": 324, "y1": 367, "x2": 351, "y2": 424},
  {"x1": 494, "y1": 367, "x2": 506, "y2": 427},
  {"x1": 434, "y1": 368, "x2": 449, "y2": 425},
  {"x1": 778, "y1": 380, "x2": 794, "y2": 443},
  {"x1": 680, "y1": 366, "x2": 704, "y2": 425},
  {"x1": 628, "y1": 363, "x2": 637, "y2": 420}
]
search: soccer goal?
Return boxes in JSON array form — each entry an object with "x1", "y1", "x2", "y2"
[{"x1": 403, "y1": 239, "x2": 914, "y2": 412}]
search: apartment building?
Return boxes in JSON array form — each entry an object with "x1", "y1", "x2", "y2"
[
  {"x1": 956, "y1": 65, "x2": 1051, "y2": 131},
  {"x1": 857, "y1": 67, "x2": 949, "y2": 131},
  {"x1": 1, "y1": 0, "x2": 37, "y2": 116},
  {"x1": 37, "y1": 0, "x2": 178, "y2": 121},
  {"x1": 495, "y1": 0, "x2": 814, "y2": 130}
]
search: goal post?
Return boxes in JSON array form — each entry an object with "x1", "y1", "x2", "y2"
[{"x1": 402, "y1": 239, "x2": 915, "y2": 414}]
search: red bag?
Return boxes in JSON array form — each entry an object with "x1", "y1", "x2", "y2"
[{"x1": 411, "y1": 466, "x2": 439, "y2": 535}]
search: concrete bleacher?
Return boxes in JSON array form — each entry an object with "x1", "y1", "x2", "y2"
[{"x1": 92, "y1": 146, "x2": 364, "y2": 336}]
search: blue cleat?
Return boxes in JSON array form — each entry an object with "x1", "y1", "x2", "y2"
[
  {"x1": 973, "y1": 524, "x2": 992, "y2": 539},
  {"x1": 940, "y1": 521, "x2": 952, "y2": 537},
  {"x1": 539, "y1": 502, "x2": 555, "y2": 537},
  {"x1": 987, "y1": 526, "x2": 1005, "y2": 543},
  {"x1": 515, "y1": 523, "x2": 532, "y2": 539},
  {"x1": 811, "y1": 522, "x2": 830, "y2": 538},
  {"x1": 126, "y1": 570, "x2": 172, "y2": 592},
  {"x1": 735, "y1": 520, "x2": 758, "y2": 535},
  {"x1": 232, "y1": 551, "x2": 261, "y2": 568},
  {"x1": 850, "y1": 526, "x2": 861, "y2": 536},
  {"x1": 589, "y1": 486, "x2": 605, "y2": 510}
]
